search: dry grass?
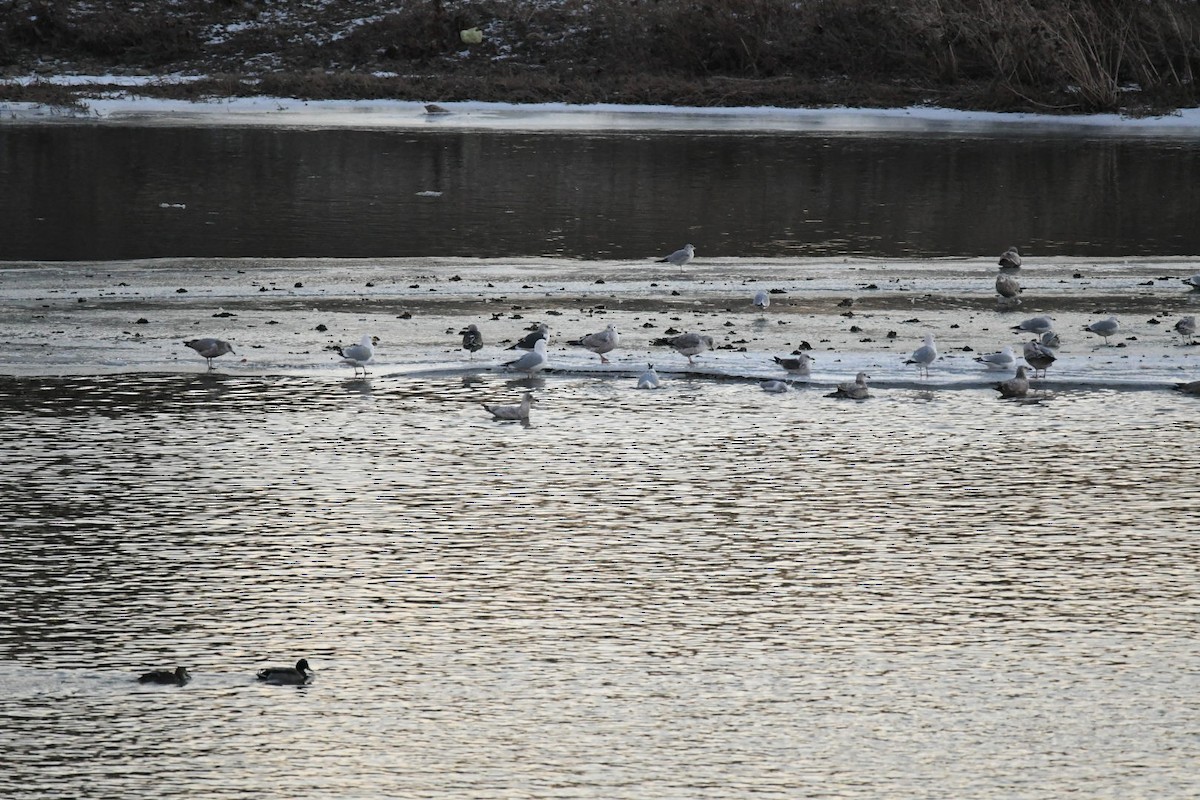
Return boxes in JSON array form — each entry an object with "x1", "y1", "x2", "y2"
[{"x1": 2, "y1": 0, "x2": 1198, "y2": 113}]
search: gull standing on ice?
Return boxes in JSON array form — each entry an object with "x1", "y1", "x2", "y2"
[
  {"x1": 651, "y1": 332, "x2": 714, "y2": 365},
  {"x1": 999, "y1": 246, "x2": 1022, "y2": 270},
  {"x1": 773, "y1": 353, "x2": 813, "y2": 377},
  {"x1": 752, "y1": 289, "x2": 770, "y2": 313},
  {"x1": 637, "y1": 364, "x2": 661, "y2": 389},
  {"x1": 1012, "y1": 315, "x2": 1055, "y2": 335},
  {"x1": 337, "y1": 335, "x2": 378, "y2": 376},
  {"x1": 184, "y1": 338, "x2": 235, "y2": 370},
  {"x1": 1174, "y1": 315, "x2": 1196, "y2": 344},
  {"x1": 658, "y1": 244, "x2": 695, "y2": 270},
  {"x1": 504, "y1": 338, "x2": 548, "y2": 376},
  {"x1": 974, "y1": 345, "x2": 1016, "y2": 370},
  {"x1": 483, "y1": 392, "x2": 536, "y2": 421},
  {"x1": 994, "y1": 366, "x2": 1031, "y2": 398},
  {"x1": 1023, "y1": 339, "x2": 1056, "y2": 378},
  {"x1": 995, "y1": 273, "x2": 1021, "y2": 307},
  {"x1": 568, "y1": 323, "x2": 619, "y2": 364},
  {"x1": 1083, "y1": 316, "x2": 1120, "y2": 345},
  {"x1": 507, "y1": 323, "x2": 549, "y2": 351},
  {"x1": 827, "y1": 372, "x2": 871, "y2": 400},
  {"x1": 460, "y1": 324, "x2": 483, "y2": 357},
  {"x1": 906, "y1": 333, "x2": 937, "y2": 378}
]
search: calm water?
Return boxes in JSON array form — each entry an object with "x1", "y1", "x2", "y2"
[
  {"x1": 2, "y1": 125, "x2": 1200, "y2": 260},
  {"x1": 1, "y1": 373, "x2": 1198, "y2": 799}
]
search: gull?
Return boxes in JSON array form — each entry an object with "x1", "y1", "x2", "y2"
[
  {"x1": 1012, "y1": 315, "x2": 1054, "y2": 335},
  {"x1": 336, "y1": 334, "x2": 378, "y2": 376},
  {"x1": 257, "y1": 659, "x2": 313, "y2": 685},
  {"x1": 1174, "y1": 380, "x2": 1200, "y2": 396},
  {"x1": 760, "y1": 380, "x2": 789, "y2": 393},
  {"x1": 658, "y1": 244, "x2": 695, "y2": 270},
  {"x1": 1023, "y1": 339, "x2": 1056, "y2": 378},
  {"x1": 999, "y1": 246, "x2": 1022, "y2": 270},
  {"x1": 905, "y1": 333, "x2": 937, "y2": 378},
  {"x1": 503, "y1": 338, "x2": 548, "y2": 375},
  {"x1": 637, "y1": 364, "x2": 661, "y2": 389},
  {"x1": 1040, "y1": 330, "x2": 1061, "y2": 349},
  {"x1": 1182, "y1": 273, "x2": 1200, "y2": 290},
  {"x1": 773, "y1": 353, "x2": 813, "y2": 377},
  {"x1": 994, "y1": 366, "x2": 1031, "y2": 398},
  {"x1": 974, "y1": 345, "x2": 1016, "y2": 370},
  {"x1": 568, "y1": 323, "x2": 619, "y2": 363},
  {"x1": 507, "y1": 322, "x2": 549, "y2": 350},
  {"x1": 995, "y1": 273, "x2": 1021, "y2": 307},
  {"x1": 752, "y1": 289, "x2": 770, "y2": 313},
  {"x1": 1083, "y1": 316, "x2": 1120, "y2": 345},
  {"x1": 651, "y1": 332, "x2": 714, "y2": 365},
  {"x1": 184, "y1": 338, "x2": 235, "y2": 370},
  {"x1": 483, "y1": 392, "x2": 536, "y2": 421},
  {"x1": 1174, "y1": 315, "x2": 1196, "y2": 344},
  {"x1": 460, "y1": 324, "x2": 483, "y2": 356},
  {"x1": 138, "y1": 666, "x2": 191, "y2": 686},
  {"x1": 827, "y1": 372, "x2": 871, "y2": 400}
]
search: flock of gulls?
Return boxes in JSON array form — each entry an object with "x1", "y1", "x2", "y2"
[
  {"x1": 179, "y1": 244, "x2": 1200, "y2": 422},
  {"x1": 136, "y1": 658, "x2": 313, "y2": 687}
]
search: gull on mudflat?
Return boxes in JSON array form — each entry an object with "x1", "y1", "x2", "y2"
[
  {"x1": 752, "y1": 289, "x2": 770, "y2": 313},
  {"x1": 760, "y1": 380, "x2": 789, "y2": 393},
  {"x1": 1182, "y1": 273, "x2": 1200, "y2": 290},
  {"x1": 503, "y1": 338, "x2": 548, "y2": 375},
  {"x1": 460, "y1": 324, "x2": 483, "y2": 356},
  {"x1": 974, "y1": 345, "x2": 1016, "y2": 370},
  {"x1": 1084, "y1": 316, "x2": 1120, "y2": 345},
  {"x1": 999, "y1": 246, "x2": 1022, "y2": 270},
  {"x1": 483, "y1": 392, "x2": 536, "y2": 421},
  {"x1": 651, "y1": 332, "x2": 714, "y2": 365},
  {"x1": 1174, "y1": 316, "x2": 1196, "y2": 344},
  {"x1": 637, "y1": 364, "x2": 661, "y2": 389},
  {"x1": 337, "y1": 334, "x2": 378, "y2": 376},
  {"x1": 568, "y1": 323, "x2": 619, "y2": 363},
  {"x1": 507, "y1": 323, "x2": 549, "y2": 351},
  {"x1": 773, "y1": 353, "x2": 813, "y2": 377},
  {"x1": 994, "y1": 366, "x2": 1031, "y2": 398},
  {"x1": 184, "y1": 338, "x2": 235, "y2": 370},
  {"x1": 1012, "y1": 315, "x2": 1054, "y2": 335},
  {"x1": 1023, "y1": 339, "x2": 1056, "y2": 378},
  {"x1": 827, "y1": 372, "x2": 870, "y2": 400},
  {"x1": 257, "y1": 659, "x2": 313, "y2": 685},
  {"x1": 905, "y1": 333, "x2": 937, "y2": 378},
  {"x1": 658, "y1": 244, "x2": 695, "y2": 270},
  {"x1": 995, "y1": 273, "x2": 1021, "y2": 307}
]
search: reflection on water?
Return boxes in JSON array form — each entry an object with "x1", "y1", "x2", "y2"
[
  {"x1": 3, "y1": 126, "x2": 1200, "y2": 260},
  {"x1": 1, "y1": 374, "x2": 1198, "y2": 799}
]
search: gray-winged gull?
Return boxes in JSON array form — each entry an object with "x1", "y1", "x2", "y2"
[
  {"x1": 507, "y1": 323, "x2": 549, "y2": 351},
  {"x1": 1012, "y1": 315, "x2": 1054, "y2": 335},
  {"x1": 503, "y1": 338, "x2": 548, "y2": 375},
  {"x1": 651, "y1": 332, "x2": 714, "y2": 365},
  {"x1": 827, "y1": 372, "x2": 871, "y2": 399},
  {"x1": 337, "y1": 334, "x2": 378, "y2": 376},
  {"x1": 568, "y1": 323, "x2": 619, "y2": 363},
  {"x1": 483, "y1": 392, "x2": 536, "y2": 420},
  {"x1": 974, "y1": 345, "x2": 1016, "y2": 370},
  {"x1": 184, "y1": 338, "x2": 235, "y2": 370},
  {"x1": 637, "y1": 364, "x2": 661, "y2": 389},
  {"x1": 1022, "y1": 339, "x2": 1056, "y2": 378},
  {"x1": 658, "y1": 244, "x2": 695, "y2": 270},
  {"x1": 1084, "y1": 316, "x2": 1120, "y2": 345},
  {"x1": 905, "y1": 333, "x2": 937, "y2": 378},
  {"x1": 773, "y1": 353, "x2": 813, "y2": 377},
  {"x1": 994, "y1": 365, "x2": 1031, "y2": 398}
]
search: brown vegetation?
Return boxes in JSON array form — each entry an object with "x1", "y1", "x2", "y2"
[{"x1": 2, "y1": 0, "x2": 1198, "y2": 114}]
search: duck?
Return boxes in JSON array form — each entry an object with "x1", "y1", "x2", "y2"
[
  {"x1": 138, "y1": 666, "x2": 192, "y2": 686},
  {"x1": 256, "y1": 658, "x2": 313, "y2": 685}
]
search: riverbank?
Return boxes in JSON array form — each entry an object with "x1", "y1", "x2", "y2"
[{"x1": 2, "y1": 0, "x2": 1199, "y2": 115}]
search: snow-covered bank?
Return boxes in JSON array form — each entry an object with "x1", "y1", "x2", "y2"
[{"x1": 5, "y1": 89, "x2": 1200, "y2": 137}]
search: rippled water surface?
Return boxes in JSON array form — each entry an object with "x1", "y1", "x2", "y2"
[{"x1": 2, "y1": 371, "x2": 1198, "y2": 799}]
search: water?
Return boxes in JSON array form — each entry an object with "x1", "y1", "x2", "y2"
[
  {"x1": 3, "y1": 123, "x2": 1200, "y2": 260},
  {"x1": 1, "y1": 370, "x2": 1198, "y2": 799},
  {"x1": 2, "y1": 112, "x2": 1200, "y2": 797}
]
